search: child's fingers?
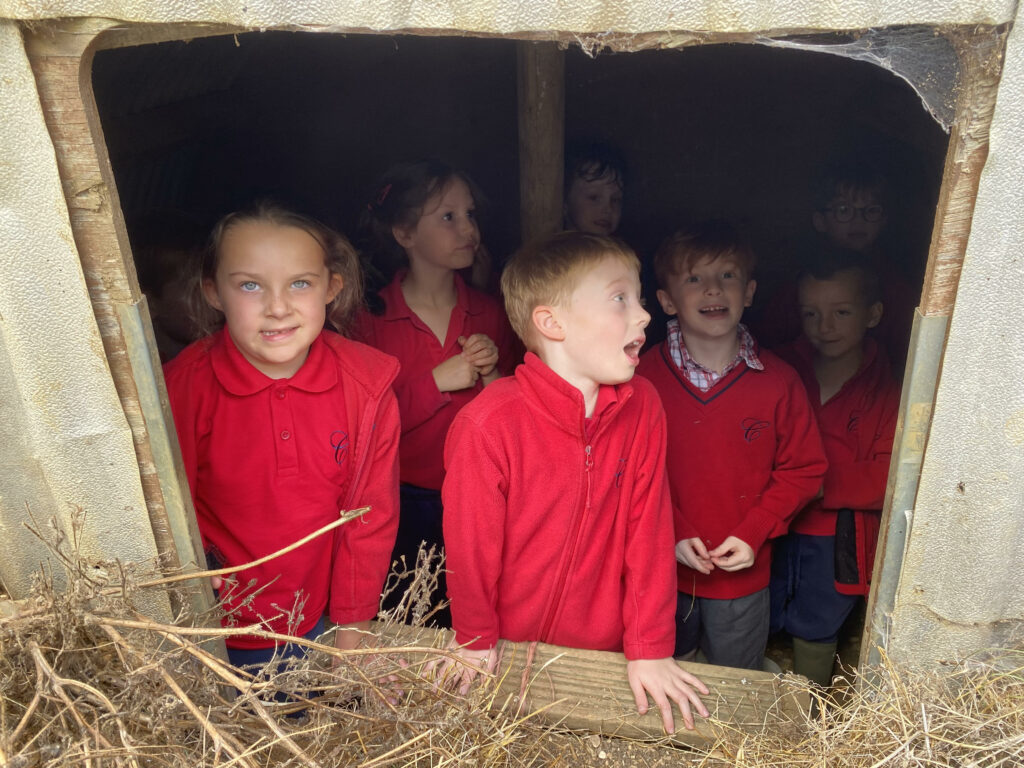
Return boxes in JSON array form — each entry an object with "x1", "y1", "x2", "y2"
[{"x1": 627, "y1": 675, "x2": 650, "y2": 717}]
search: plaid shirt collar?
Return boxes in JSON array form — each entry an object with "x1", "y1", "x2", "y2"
[{"x1": 666, "y1": 318, "x2": 763, "y2": 391}]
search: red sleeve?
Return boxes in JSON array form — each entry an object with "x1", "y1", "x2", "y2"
[
  {"x1": 395, "y1": 370, "x2": 452, "y2": 432},
  {"x1": 442, "y1": 410, "x2": 507, "y2": 651},
  {"x1": 163, "y1": 355, "x2": 202, "y2": 534},
  {"x1": 329, "y1": 388, "x2": 401, "y2": 624},
  {"x1": 822, "y1": 382, "x2": 899, "y2": 511},
  {"x1": 621, "y1": 393, "x2": 676, "y2": 660},
  {"x1": 353, "y1": 308, "x2": 452, "y2": 432},
  {"x1": 730, "y1": 366, "x2": 829, "y2": 552}
]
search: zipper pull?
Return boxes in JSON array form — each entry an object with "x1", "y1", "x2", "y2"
[{"x1": 584, "y1": 444, "x2": 593, "y2": 471}]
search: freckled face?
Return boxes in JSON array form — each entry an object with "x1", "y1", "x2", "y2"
[{"x1": 203, "y1": 221, "x2": 342, "y2": 379}]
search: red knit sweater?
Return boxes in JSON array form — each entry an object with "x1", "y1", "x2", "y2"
[
  {"x1": 777, "y1": 338, "x2": 899, "y2": 594},
  {"x1": 637, "y1": 343, "x2": 828, "y2": 600},
  {"x1": 442, "y1": 353, "x2": 677, "y2": 660}
]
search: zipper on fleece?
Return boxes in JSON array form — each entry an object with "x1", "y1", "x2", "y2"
[{"x1": 538, "y1": 443, "x2": 593, "y2": 641}]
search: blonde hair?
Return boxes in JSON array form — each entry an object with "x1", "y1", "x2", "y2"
[
  {"x1": 501, "y1": 231, "x2": 640, "y2": 349},
  {"x1": 195, "y1": 201, "x2": 363, "y2": 336}
]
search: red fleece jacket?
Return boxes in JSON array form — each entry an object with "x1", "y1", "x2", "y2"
[
  {"x1": 165, "y1": 329, "x2": 400, "y2": 648},
  {"x1": 442, "y1": 353, "x2": 677, "y2": 660},
  {"x1": 777, "y1": 337, "x2": 899, "y2": 594},
  {"x1": 637, "y1": 342, "x2": 828, "y2": 600}
]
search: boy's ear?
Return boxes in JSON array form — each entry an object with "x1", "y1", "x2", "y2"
[
  {"x1": 743, "y1": 278, "x2": 757, "y2": 308},
  {"x1": 392, "y1": 224, "x2": 416, "y2": 250},
  {"x1": 812, "y1": 211, "x2": 827, "y2": 233},
  {"x1": 201, "y1": 278, "x2": 223, "y2": 311},
  {"x1": 531, "y1": 305, "x2": 566, "y2": 342},
  {"x1": 655, "y1": 289, "x2": 678, "y2": 317},
  {"x1": 866, "y1": 301, "x2": 883, "y2": 329}
]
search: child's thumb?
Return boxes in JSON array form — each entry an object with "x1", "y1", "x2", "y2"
[{"x1": 457, "y1": 336, "x2": 467, "y2": 347}]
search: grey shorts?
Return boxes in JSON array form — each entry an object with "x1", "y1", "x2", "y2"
[{"x1": 674, "y1": 587, "x2": 770, "y2": 671}]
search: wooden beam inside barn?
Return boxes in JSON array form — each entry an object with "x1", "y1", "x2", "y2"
[{"x1": 517, "y1": 41, "x2": 565, "y2": 244}]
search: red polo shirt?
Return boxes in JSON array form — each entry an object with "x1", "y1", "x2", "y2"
[
  {"x1": 165, "y1": 329, "x2": 400, "y2": 648},
  {"x1": 353, "y1": 272, "x2": 517, "y2": 489}
]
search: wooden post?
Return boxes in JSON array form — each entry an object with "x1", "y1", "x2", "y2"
[{"x1": 517, "y1": 41, "x2": 565, "y2": 245}]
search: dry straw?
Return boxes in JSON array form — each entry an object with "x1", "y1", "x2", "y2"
[{"x1": 1, "y1": 510, "x2": 1021, "y2": 767}]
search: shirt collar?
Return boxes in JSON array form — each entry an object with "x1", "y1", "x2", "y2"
[
  {"x1": 210, "y1": 328, "x2": 338, "y2": 395},
  {"x1": 518, "y1": 352, "x2": 627, "y2": 435},
  {"x1": 666, "y1": 318, "x2": 764, "y2": 373}
]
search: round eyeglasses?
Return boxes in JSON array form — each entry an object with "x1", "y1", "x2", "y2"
[{"x1": 823, "y1": 204, "x2": 885, "y2": 223}]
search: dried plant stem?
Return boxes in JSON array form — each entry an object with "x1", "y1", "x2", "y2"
[
  {"x1": 357, "y1": 727, "x2": 436, "y2": 768},
  {"x1": 140, "y1": 623, "x2": 323, "y2": 768},
  {"x1": 133, "y1": 506, "x2": 371, "y2": 590},
  {"x1": 28, "y1": 641, "x2": 140, "y2": 768},
  {"x1": 99, "y1": 624, "x2": 257, "y2": 768},
  {"x1": 159, "y1": 667, "x2": 256, "y2": 768}
]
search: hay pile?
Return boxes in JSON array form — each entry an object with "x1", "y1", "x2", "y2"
[{"x1": 1, "y1": 515, "x2": 1022, "y2": 767}]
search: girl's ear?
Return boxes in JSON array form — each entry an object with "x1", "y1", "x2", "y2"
[
  {"x1": 867, "y1": 301, "x2": 884, "y2": 329},
  {"x1": 201, "y1": 278, "x2": 223, "y2": 311},
  {"x1": 392, "y1": 224, "x2": 416, "y2": 250},
  {"x1": 326, "y1": 272, "x2": 344, "y2": 303},
  {"x1": 532, "y1": 305, "x2": 565, "y2": 342}
]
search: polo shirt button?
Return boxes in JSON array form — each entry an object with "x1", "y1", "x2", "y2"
[
  {"x1": 276, "y1": 389, "x2": 287, "y2": 399},
  {"x1": 280, "y1": 430, "x2": 291, "y2": 440}
]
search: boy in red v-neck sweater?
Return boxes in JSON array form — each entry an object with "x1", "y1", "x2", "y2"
[
  {"x1": 637, "y1": 223, "x2": 827, "y2": 671},
  {"x1": 770, "y1": 255, "x2": 899, "y2": 686},
  {"x1": 438, "y1": 232, "x2": 709, "y2": 734}
]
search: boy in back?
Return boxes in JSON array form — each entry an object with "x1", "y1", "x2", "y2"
[
  {"x1": 637, "y1": 222, "x2": 827, "y2": 671},
  {"x1": 771, "y1": 251, "x2": 900, "y2": 685},
  {"x1": 439, "y1": 232, "x2": 709, "y2": 733}
]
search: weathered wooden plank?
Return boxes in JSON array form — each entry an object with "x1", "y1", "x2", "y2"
[
  {"x1": 376, "y1": 623, "x2": 809, "y2": 748},
  {"x1": 918, "y1": 27, "x2": 1008, "y2": 317}
]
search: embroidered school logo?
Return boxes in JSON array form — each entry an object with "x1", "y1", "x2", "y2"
[
  {"x1": 741, "y1": 418, "x2": 769, "y2": 443},
  {"x1": 614, "y1": 458, "x2": 627, "y2": 488},
  {"x1": 330, "y1": 430, "x2": 349, "y2": 466},
  {"x1": 847, "y1": 411, "x2": 861, "y2": 434}
]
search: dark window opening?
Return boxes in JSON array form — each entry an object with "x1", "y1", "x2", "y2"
[{"x1": 91, "y1": 29, "x2": 948, "y2": 676}]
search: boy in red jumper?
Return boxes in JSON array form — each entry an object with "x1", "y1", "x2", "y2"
[
  {"x1": 770, "y1": 252, "x2": 899, "y2": 685},
  {"x1": 637, "y1": 222, "x2": 827, "y2": 671},
  {"x1": 438, "y1": 232, "x2": 709, "y2": 733}
]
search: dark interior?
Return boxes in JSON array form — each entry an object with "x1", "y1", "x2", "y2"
[
  {"x1": 92, "y1": 30, "x2": 947, "y2": 302},
  {"x1": 91, "y1": 28, "x2": 951, "y2": 672}
]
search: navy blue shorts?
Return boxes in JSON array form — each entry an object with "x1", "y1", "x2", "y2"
[
  {"x1": 226, "y1": 614, "x2": 328, "y2": 671},
  {"x1": 770, "y1": 533, "x2": 859, "y2": 643},
  {"x1": 380, "y1": 484, "x2": 450, "y2": 627}
]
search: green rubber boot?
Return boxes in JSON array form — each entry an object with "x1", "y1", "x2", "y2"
[{"x1": 792, "y1": 637, "x2": 838, "y2": 687}]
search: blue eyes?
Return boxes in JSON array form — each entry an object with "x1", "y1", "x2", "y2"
[{"x1": 238, "y1": 280, "x2": 312, "y2": 292}]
